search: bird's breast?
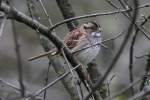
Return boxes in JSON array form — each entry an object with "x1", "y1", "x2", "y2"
[{"x1": 75, "y1": 40, "x2": 101, "y2": 65}]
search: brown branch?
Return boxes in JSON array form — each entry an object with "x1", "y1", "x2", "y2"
[{"x1": 55, "y1": 0, "x2": 78, "y2": 31}]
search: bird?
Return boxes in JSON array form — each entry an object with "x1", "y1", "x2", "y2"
[
  {"x1": 28, "y1": 21, "x2": 102, "y2": 97},
  {"x1": 28, "y1": 21, "x2": 102, "y2": 65}
]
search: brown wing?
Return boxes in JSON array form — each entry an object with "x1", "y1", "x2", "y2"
[{"x1": 64, "y1": 28, "x2": 84, "y2": 49}]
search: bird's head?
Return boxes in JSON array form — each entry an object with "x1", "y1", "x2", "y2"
[{"x1": 82, "y1": 21, "x2": 101, "y2": 38}]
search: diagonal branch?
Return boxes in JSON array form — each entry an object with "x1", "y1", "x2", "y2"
[
  {"x1": 48, "y1": 3, "x2": 150, "y2": 32},
  {"x1": 27, "y1": 31, "x2": 123, "y2": 61},
  {"x1": 105, "y1": 78, "x2": 142, "y2": 100},
  {"x1": 33, "y1": 64, "x2": 81, "y2": 97},
  {"x1": 61, "y1": 48, "x2": 83, "y2": 100}
]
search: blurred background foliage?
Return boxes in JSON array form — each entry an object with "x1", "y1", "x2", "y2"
[{"x1": 0, "y1": 0, "x2": 150, "y2": 100}]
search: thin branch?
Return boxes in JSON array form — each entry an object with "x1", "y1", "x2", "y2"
[
  {"x1": 105, "y1": 0, "x2": 150, "y2": 96},
  {"x1": 9, "y1": 0, "x2": 25, "y2": 97},
  {"x1": 105, "y1": 78, "x2": 142, "y2": 100},
  {"x1": 73, "y1": 31, "x2": 124, "y2": 54},
  {"x1": 105, "y1": 0, "x2": 136, "y2": 95},
  {"x1": 37, "y1": 0, "x2": 54, "y2": 27},
  {"x1": 0, "y1": 78, "x2": 21, "y2": 92},
  {"x1": 135, "y1": 54, "x2": 150, "y2": 59},
  {"x1": 26, "y1": 1, "x2": 49, "y2": 99},
  {"x1": 118, "y1": 0, "x2": 150, "y2": 40},
  {"x1": 43, "y1": 63, "x2": 50, "y2": 100},
  {"x1": 32, "y1": 64, "x2": 81, "y2": 97},
  {"x1": 84, "y1": 0, "x2": 139, "y2": 99},
  {"x1": 48, "y1": 3, "x2": 150, "y2": 32},
  {"x1": 28, "y1": 31, "x2": 124, "y2": 61},
  {"x1": 62, "y1": 48, "x2": 83, "y2": 100},
  {"x1": 117, "y1": 0, "x2": 135, "y2": 95},
  {"x1": 128, "y1": 85, "x2": 150, "y2": 100},
  {"x1": 11, "y1": 16, "x2": 25, "y2": 97},
  {"x1": 0, "y1": 15, "x2": 7, "y2": 39},
  {"x1": 0, "y1": 78, "x2": 33, "y2": 98},
  {"x1": 0, "y1": 2, "x2": 148, "y2": 40},
  {"x1": 106, "y1": 75, "x2": 116, "y2": 97}
]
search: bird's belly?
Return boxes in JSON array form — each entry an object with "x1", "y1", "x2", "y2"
[{"x1": 76, "y1": 45, "x2": 100, "y2": 64}]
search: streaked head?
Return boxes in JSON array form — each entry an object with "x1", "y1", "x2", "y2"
[{"x1": 83, "y1": 21, "x2": 101, "y2": 38}]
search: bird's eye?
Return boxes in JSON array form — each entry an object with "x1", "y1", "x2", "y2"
[{"x1": 83, "y1": 25, "x2": 90, "y2": 29}]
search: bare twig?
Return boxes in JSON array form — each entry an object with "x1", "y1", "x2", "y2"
[
  {"x1": 0, "y1": 2, "x2": 148, "y2": 36},
  {"x1": 28, "y1": 31, "x2": 124, "y2": 61},
  {"x1": 73, "y1": 31, "x2": 124, "y2": 54},
  {"x1": 62, "y1": 48, "x2": 83, "y2": 100},
  {"x1": 27, "y1": 42, "x2": 108, "y2": 61},
  {"x1": 106, "y1": 75, "x2": 116, "y2": 97},
  {"x1": 0, "y1": 15, "x2": 7, "y2": 39},
  {"x1": 135, "y1": 54, "x2": 150, "y2": 59},
  {"x1": 0, "y1": 78, "x2": 34, "y2": 98},
  {"x1": 0, "y1": 78, "x2": 21, "y2": 92},
  {"x1": 43, "y1": 63, "x2": 50, "y2": 100},
  {"x1": 105, "y1": 78, "x2": 142, "y2": 100},
  {"x1": 128, "y1": 85, "x2": 150, "y2": 100},
  {"x1": 9, "y1": 0, "x2": 25, "y2": 97},
  {"x1": 11, "y1": 16, "x2": 25, "y2": 97},
  {"x1": 117, "y1": 0, "x2": 135, "y2": 95},
  {"x1": 105, "y1": 0, "x2": 150, "y2": 96},
  {"x1": 26, "y1": 1, "x2": 50, "y2": 99},
  {"x1": 119, "y1": 0, "x2": 150, "y2": 40},
  {"x1": 33, "y1": 64, "x2": 81, "y2": 97},
  {"x1": 48, "y1": 3, "x2": 150, "y2": 32},
  {"x1": 37, "y1": 0, "x2": 53, "y2": 26}
]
